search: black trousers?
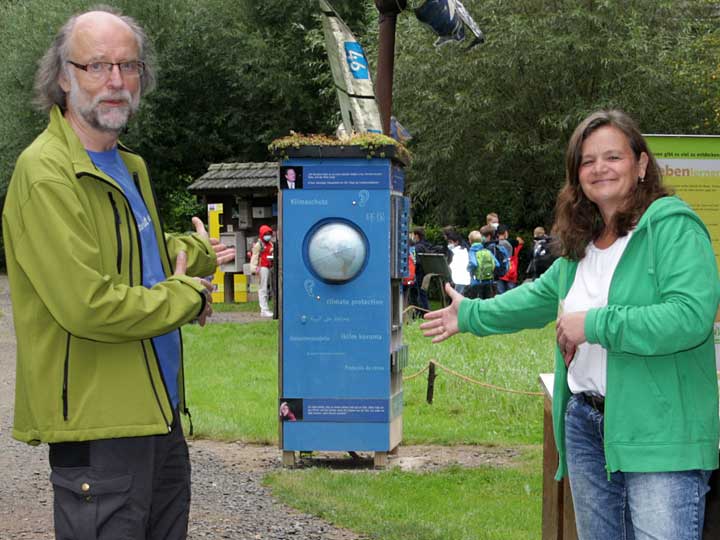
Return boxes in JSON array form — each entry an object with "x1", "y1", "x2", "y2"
[
  {"x1": 703, "y1": 467, "x2": 720, "y2": 539},
  {"x1": 49, "y1": 410, "x2": 190, "y2": 540},
  {"x1": 465, "y1": 282, "x2": 496, "y2": 300}
]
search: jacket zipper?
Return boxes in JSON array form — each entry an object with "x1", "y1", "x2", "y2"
[
  {"x1": 62, "y1": 333, "x2": 71, "y2": 420},
  {"x1": 107, "y1": 192, "x2": 123, "y2": 274},
  {"x1": 124, "y1": 205, "x2": 134, "y2": 286}
]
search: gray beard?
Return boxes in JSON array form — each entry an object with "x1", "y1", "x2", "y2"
[{"x1": 67, "y1": 76, "x2": 139, "y2": 134}]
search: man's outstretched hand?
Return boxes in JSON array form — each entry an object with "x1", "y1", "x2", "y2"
[{"x1": 192, "y1": 216, "x2": 236, "y2": 266}]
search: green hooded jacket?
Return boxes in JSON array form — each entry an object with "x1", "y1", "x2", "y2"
[
  {"x1": 3, "y1": 106, "x2": 217, "y2": 445},
  {"x1": 458, "y1": 196, "x2": 720, "y2": 479}
]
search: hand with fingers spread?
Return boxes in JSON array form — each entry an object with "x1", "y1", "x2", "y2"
[
  {"x1": 175, "y1": 250, "x2": 213, "y2": 326},
  {"x1": 556, "y1": 311, "x2": 587, "y2": 367},
  {"x1": 191, "y1": 216, "x2": 236, "y2": 267},
  {"x1": 419, "y1": 283, "x2": 464, "y2": 343}
]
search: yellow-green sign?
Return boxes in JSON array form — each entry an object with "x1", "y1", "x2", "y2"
[{"x1": 647, "y1": 135, "x2": 720, "y2": 264}]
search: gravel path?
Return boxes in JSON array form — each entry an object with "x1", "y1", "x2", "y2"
[{"x1": 0, "y1": 275, "x2": 361, "y2": 540}]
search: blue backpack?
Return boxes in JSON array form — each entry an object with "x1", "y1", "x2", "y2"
[{"x1": 487, "y1": 242, "x2": 510, "y2": 279}]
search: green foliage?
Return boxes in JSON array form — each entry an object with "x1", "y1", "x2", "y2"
[
  {"x1": 0, "y1": 0, "x2": 373, "y2": 235},
  {"x1": 163, "y1": 182, "x2": 204, "y2": 233},
  {"x1": 266, "y1": 458, "x2": 543, "y2": 540},
  {"x1": 420, "y1": 224, "x2": 447, "y2": 246},
  {"x1": 269, "y1": 131, "x2": 411, "y2": 162},
  {"x1": 1, "y1": 0, "x2": 717, "y2": 251},
  {"x1": 389, "y1": 0, "x2": 720, "y2": 229}
]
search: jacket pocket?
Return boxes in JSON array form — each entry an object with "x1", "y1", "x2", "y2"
[
  {"x1": 50, "y1": 466, "x2": 132, "y2": 540},
  {"x1": 107, "y1": 192, "x2": 122, "y2": 275}
]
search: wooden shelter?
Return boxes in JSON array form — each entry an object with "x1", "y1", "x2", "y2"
[
  {"x1": 188, "y1": 161, "x2": 279, "y2": 255},
  {"x1": 189, "y1": 162, "x2": 279, "y2": 304}
]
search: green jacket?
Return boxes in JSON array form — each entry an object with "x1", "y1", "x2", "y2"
[
  {"x1": 3, "y1": 106, "x2": 217, "y2": 445},
  {"x1": 458, "y1": 196, "x2": 720, "y2": 479}
]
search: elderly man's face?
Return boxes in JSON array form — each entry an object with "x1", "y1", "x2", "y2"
[{"x1": 62, "y1": 13, "x2": 141, "y2": 134}]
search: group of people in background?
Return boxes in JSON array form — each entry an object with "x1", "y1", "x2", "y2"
[{"x1": 407, "y1": 213, "x2": 557, "y2": 313}]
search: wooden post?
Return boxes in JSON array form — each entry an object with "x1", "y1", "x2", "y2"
[
  {"x1": 223, "y1": 272, "x2": 234, "y2": 304},
  {"x1": 282, "y1": 450, "x2": 296, "y2": 468},
  {"x1": 540, "y1": 374, "x2": 578, "y2": 540},
  {"x1": 374, "y1": 0, "x2": 407, "y2": 135},
  {"x1": 426, "y1": 362, "x2": 436, "y2": 404},
  {"x1": 542, "y1": 391, "x2": 563, "y2": 540}
]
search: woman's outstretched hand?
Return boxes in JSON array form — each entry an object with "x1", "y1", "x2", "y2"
[{"x1": 419, "y1": 283, "x2": 464, "y2": 343}]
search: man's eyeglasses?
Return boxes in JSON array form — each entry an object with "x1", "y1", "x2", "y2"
[{"x1": 67, "y1": 60, "x2": 145, "y2": 80}]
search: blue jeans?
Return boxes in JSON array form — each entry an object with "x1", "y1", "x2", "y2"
[{"x1": 565, "y1": 394, "x2": 711, "y2": 540}]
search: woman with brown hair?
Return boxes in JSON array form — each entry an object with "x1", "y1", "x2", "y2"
[{"x1": 421, "y1": 109, "x2": 719, "y2": 539}]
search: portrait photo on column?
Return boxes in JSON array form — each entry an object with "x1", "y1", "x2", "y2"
[
  {"x1": 279, "y1": 398, "x2": 303, "y2": 421},
  {"x1": 280, "y1": 166, "x2": 303, "y2": 190}
]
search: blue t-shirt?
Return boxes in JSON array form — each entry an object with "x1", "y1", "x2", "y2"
[{"x1": 88, "y1": 148, "x2": 181, "y2": 408}]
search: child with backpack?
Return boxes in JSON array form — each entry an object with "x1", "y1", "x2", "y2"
[
  {"x1": 496, "y1": 224, "x2": 522, "y2": 294},
  {"x1": 466, "y1": 228, "x2": 498, "y2": 299},
  {"x1": 481, "y1": 224, "x2": 510, "y2": 290}
]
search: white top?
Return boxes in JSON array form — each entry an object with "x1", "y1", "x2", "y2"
[
  {"x1": 564, "y1": 232, "x2": 633, "y2": 396},
  {"x1": 449, "y1": 245, "x2": 471, "y2": 286}
]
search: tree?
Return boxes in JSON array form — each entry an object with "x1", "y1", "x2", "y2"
[
  {"x1": 0, "y1": 0, "x2": 371, "y2": 234},
  {"x1": 386, "y1": 0, "x2": 720, "y2": 230},
  {"x1": 1, "y1": 0, "x2": 717, "y2": 243}
]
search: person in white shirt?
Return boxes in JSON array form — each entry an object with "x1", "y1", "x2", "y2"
[{"x1": 444, "y1": 229, "x2": 470, "y2": 294}]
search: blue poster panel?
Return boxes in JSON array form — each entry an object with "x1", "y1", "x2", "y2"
[{"x1": 280, "y1": 156, "x2": 404, "y2": 452}]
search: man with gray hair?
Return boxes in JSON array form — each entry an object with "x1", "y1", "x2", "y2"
[{"x1": 2, "y1": 7, "x2": 234, "y2": 539}]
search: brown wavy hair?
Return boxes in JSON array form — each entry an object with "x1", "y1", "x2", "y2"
[{"x1": 552, "y1": 110, "x2": 670, "y2": 260}]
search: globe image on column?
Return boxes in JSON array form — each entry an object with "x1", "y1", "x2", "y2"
[{"x1": 306, "y1": 221, "x2": 368, "y2": 283}]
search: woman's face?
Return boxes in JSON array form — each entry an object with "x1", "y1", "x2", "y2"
[{"x1": 578, "y1": 125, "x2": 648, "y2": 223}]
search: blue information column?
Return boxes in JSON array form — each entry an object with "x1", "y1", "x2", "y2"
[{"x1": 277, "y1": 146, "x2": 410, "y2": 467}]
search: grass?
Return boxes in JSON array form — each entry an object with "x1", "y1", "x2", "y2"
[
  {"x1": 402, "y1": 321, "x2": 554, "y2": 444},
  {"x1": 183, "y1": 321, "x2": 278, "y2": 443},
  {"x1": 211, "y1": 300, "x2": 272, "y2": 312},
  {"x1": 265, "y1": 451, "x2": 542, "y2": 540},
  {"x1": 182, "y1": 316, "x2": 556, "y2": 539}
]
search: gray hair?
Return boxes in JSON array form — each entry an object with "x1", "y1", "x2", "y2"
[{"x1": 33, "y1": 5, "x2": 157, "y2": 112}]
